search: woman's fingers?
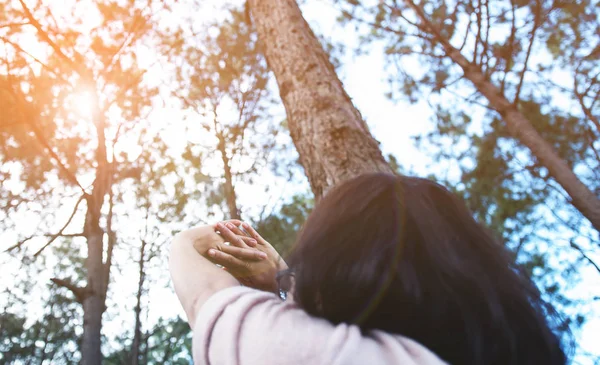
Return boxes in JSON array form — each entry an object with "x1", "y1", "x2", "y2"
[
  {"x1": 223, "y1": 219, "x2": 243, "y2": 227},
  {"x1": 216, "y1": 222, "x2": 254, "y2": 248},
  {"x1": 241, "y1": 222, "x2": 267, "y2": 245},
  {"x1": 219, "y1": 245, "x2": 266, "y2": 261},
  {"x1": 238, "y1": 235, "x2": 258, "y2": 247},
  {"x1": 207, "y1": 249, "x2": 254, "y2": 272},
  {"x1": 226, "y1": 222, "x2": 248, "y2": 238}
]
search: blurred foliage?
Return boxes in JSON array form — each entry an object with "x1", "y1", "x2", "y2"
[
  {"x1": 104, "y1": 317, "x2": 192, "y2": 365},
  {"x1": 256, "y1": 193, "x2": 314, "y2": 256}
]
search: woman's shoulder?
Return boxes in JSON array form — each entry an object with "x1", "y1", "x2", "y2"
[{"x1": 192, "y1": 286, "x2": 446, "y2": 365}]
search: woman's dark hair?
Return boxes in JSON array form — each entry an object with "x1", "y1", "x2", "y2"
[{"x1": 287, "y1": 173, "x2": 567, "y2": 365}]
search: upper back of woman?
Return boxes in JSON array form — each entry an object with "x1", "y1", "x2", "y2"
[
  {"x1": 284, "y1": 173, "x2": 567, "y2": 365},
  {"x1": 193, "y1": 284, "x2": 448, "y2": 365}
]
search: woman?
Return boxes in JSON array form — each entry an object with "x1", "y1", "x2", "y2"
[{"x1": 169, "y1": 173, "x2": 567, "y2": 365}]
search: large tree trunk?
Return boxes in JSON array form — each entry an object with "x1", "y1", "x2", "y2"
[
  {"x1": 247, "y1": 0, "x2": 392, "y2": 198},
  {"x1": 403, "y1": 0, "x2": 600, "y2": 232}
]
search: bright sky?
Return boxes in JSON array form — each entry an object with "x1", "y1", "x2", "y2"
[{"x1": 1, "y1": 0, "x2": 598, "y2": 363}]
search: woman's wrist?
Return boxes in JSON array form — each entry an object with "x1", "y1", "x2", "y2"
[{"x1": 276, "y1": 256, "x2": 289, "y2": 272}]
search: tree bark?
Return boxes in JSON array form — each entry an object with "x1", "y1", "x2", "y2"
[
  {"x1": 81, "y1": 225, "x2": 105, "y2": 365},
  {"x1": 404, "y1": 0, "x2": 600, "y2": 232},
  {"x1": 247, "y1": 0, "x2": 392, "y2": 199},
  {"x1": 216, "y1": 129, "x2": 241, "y2": 220}
]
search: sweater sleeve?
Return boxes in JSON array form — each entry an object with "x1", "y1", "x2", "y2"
[
  {"x1": 191, "y1": 286, "x2": 447, "y2": 365},
  {"x1": 192, "y1": 286, "x2": 333, "y2": 365}
]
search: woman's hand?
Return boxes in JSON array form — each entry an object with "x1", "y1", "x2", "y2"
[{"x1": 210, "y1": 220, "x2": 288, "y2": 293}]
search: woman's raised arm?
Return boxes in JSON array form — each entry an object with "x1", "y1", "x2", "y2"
[{"x1": 169, "y1": 225, "x2": 265, "y2": 327}]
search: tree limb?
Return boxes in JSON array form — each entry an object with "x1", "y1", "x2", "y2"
[
  {"x1": 404, "y1": 0, "x2": 600, "y2": 231},
  {"x1": 44, "y1": 232, "x2": 85, "y2": 238},
  {"x1": 341, "y1": 12, "x2": 432, "y2": 42},
  {"x1": 4, "y1": 80, "x2": 88, "y2": 193},
  {"x1": 472, "y1": 0, "x2": 482, "y2": 64},
  {"x1": 569, "y1": 241, "x2": 600, "y2": 275},
  {"x1": 18, "y1": 0, "x2": 82, "y2": 74},
  {"x1": 50, "y1": 278, "x2": 90, "y2": 303},
  {"x1": 0, "y1": 21, "x2": 29, "y2": 29},
  {"x1": 5, "y1": 235, "x2": 35, "y2": 252},
  {"x1": 0, "y1": 35, "x2": 60, "y2": 78},
  {"x1": 514, "y1": 0, "x2": 542, "y2": 105},
  {"x1": 480, "y1": 0, "x2": 492, "y2": 76},
  {"x1": 458, "y1": 14, "x2": 472, "y2": 52},
  {"x1": 575, "y1": 80, "x2": 600, "y2": 135},
  {"x1": 501, "y1": 0, "x2": 517, "y2": 95},
  {"x1": 33, "y1": 195, "x2": 85, "y2": 257}
]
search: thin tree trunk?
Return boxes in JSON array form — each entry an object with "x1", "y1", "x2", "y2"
[
  {"x1": 130, "y1": 238, "x2": 147, "y2": 365},
  {"x1": 403, "y1": 0, "x2": 600, "y2": 232},
  {"x1": 81, "y1": 228, "x2": 105, "y2": 365},
  {"x1": 247, "y1": 0, "x2": 392, "y2": 198},
  {"x1": 217, "y1": 130, "x2": 241, "y2": 220},
  {"x1": 142, "y1": 331, "x2": 150, "y2": 365},
  {"x1": 81, "y1": 94, "x2": 110, "y2": 365}
]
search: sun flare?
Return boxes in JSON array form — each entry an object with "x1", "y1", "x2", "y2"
[{"x1": 68, "y1": 91, "x2": 96, "y2": 119}]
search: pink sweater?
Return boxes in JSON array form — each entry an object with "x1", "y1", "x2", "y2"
[{"x1": 192, "y1": 286, "x2": 447, "y2": 365}]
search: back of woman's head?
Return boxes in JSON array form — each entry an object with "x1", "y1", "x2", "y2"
[{"x1": 287, "y1": 173, "x2": 566, "y2": 365}]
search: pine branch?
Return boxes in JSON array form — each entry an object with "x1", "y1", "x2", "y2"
[
  {"x1": 5, "y1": 82, "x2": 88, "y2": 193},
  {"x1": 514, "y1": 0, "x2": 542, "y2": 105},
  {"x1": 570, "y1": 241, "x2": 600, "y2": 275},
  {"x1": 5, "y1": 235, "x2": 35, "y2": 252},
  {"x1": 472, "y1": 0, "x2": 482, "y2": 65},
  {"x1": 0, "y1": 36, "x2": 60, "y2": 77},
  {"x1": 17, "y1": 0, "x2": 82, "y2": 74},
  {"x1": 104, "y1": 11, "x2": 146, "y2": 74},
  {"x1": 0, "y1": 21, "x2": 29, "y2": 29},
  {"x1": 575, "y1": 83, "x2": 600, "y2": 136},
  {"x1": 501, "y1": 0, "x2": 517, "y2": 95},
  {"x1": 50, "y1": 278, "x2": 89, "y2": 303},
  {"x1": 33, "y1": 195, "x2": 85, "y2": 257},
  {"x1": 44, "y1": 233, "x2": 85, "y2": 238}
]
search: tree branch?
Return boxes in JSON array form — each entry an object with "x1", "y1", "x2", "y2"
[
  {"x1": 575, "y1": 81, "x2": 600, "y2": 135},
  {"x1": 0, "y1": 36, "x2": 61, "y2": 78},
  {"x1": 514, "y1": 0, "x2": 541, "y2": 105},
  {"x1": 501, "y1": 0, "x2": 517, "y2": 95},
  {"x1": 4, "y1": 81, "x2": 88, "y2": 193},
  {"x1": 0, "y1": 21, "x2": 29, "y2": 29},
  {"x1": 33, "y1": 195, "x2": 85, "y2": 257},
  {"x1": 472, "y1": 0, "x2": 482, "y2": 64},
  {"x1": 50, "y1": 278, "x2": 90, "y2": 303},
  {"x1": 5, "y1": 235, "x2": 35, "y2": 252},
  {"x1": 570, "y1": 241, "x2": 600, "y2": 275},
  {"x1": 44, "y1": 232, "x2": 85, "y2": 238},
  {"x1": 481, "y1": 0, "x2": 492, "y2": 76},
  {"x1": 18, "y1": 0, "x2": 82, "y2": 74},
  {"x1": 458, "y1": 14, "x2": 472, "y2": 52},
  {"x1": 341, "y1": 11, "x2": 432, "y2": 42}
]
